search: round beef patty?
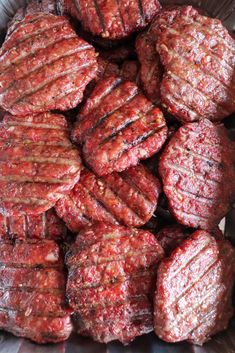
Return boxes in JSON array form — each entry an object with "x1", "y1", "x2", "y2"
[
  {"x1": 55, "y1": 163, "x2": 161, "y2": 231},
  {"x1": 159, "y1": 119, "x2": 235, "y2": 229},
  {"x1": 66, "y1": 222, "x2": 164, "y2": 343},
  {"x1": 155, "y1": 6, "x2": 235, "y2": 123},
  {"x1": 0, "y1": 13, "x2": 98, "y2": 116},
  {"x1": 72, "y1": 76, "x2": 168, "y2": 175},
  {"x1": 0, "y1": 112, "x2": 82, "y2": 216},
  {"x1": 154, "y1": 230, "x2": 235, "y2": 344},
  {"x1": 62, "y1": 0, "x2": 161, "y2": 39}
]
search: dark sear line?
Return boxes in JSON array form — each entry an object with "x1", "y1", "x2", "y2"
[
  {"x1": 167, "y1": 72, "x2": 230, "y2": 116},
  {"x1": 0, "y1": 286, "x2": 64, "y2": 294},
  {"x1": 93, "y1": 0, "x2": 107, "y2": 33},
  {"x1": 8, "y1": 58, "x2": 95, "y2": 107},
  {"x1": 167, "y1": 186, "x2": 219, "y2": 203},
  {"x1": 137, "y1": 0, "x2": 144, "y2": 24},
  {"x1": 115, "y1": 0, "x2": 126, "y2": 32},
  {"x1": 0, "y1": 306, "x2": 67, "y2": 318},
  {"x1": 1, "y1": 18, "x2": 68, "y2": 64},
  {"x1": 1, "y1": 38, "x2": 89, "y2": 94},
  {"x1": 81, "y1": 83, "x2": 138, "y2": 142},
  {"x1": 68, "y1": 248, "x2": 159, "y2": 269},
  {"x1": 77, "y1": 180, "x2": 121, "y2": 223}
]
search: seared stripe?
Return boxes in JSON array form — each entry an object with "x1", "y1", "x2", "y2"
[
  {"x1": 163, "y1": 162, "x2": 221, "y2": 185},
  {"x1": 166, "y1": 186, "x2": 217, "y2": 203},
  {"x1": 9, "y1": 61, "x2": 94, "y2": 107},
  {"x1": 68, "y1": 249, "x2": 159, "y2": 269},
  {"x1": 161, "y1": 45, "x2": 233, "y2": 90},
  {"x1": 0, "y1": 197, "x2": 50, "y2": 206},
  {"x1": 5, "y1": 121, "x2": 69, "y2": 130},
  {"x1": 176, "y1": 145, "x2": 221, "y2": 166},
  {"x1": 0, "y1": 156, "x2": 80, "y2": 166},
  {"x1": 0, "y1": 138, "x2": 72, "y2": 147},
  {"x1": 0, "y1": 175, "x2": 77, "y2": 184},
  {"x1": 1, "y1": 38, "x2": 90, "y2": 94},
  {"x1": 0, "y1": 287, "x2": 64, "y2": 294},
  {"x1": 0, "y1": 306, "x2": 67, "y2": 318},
  {"x1": 93, "y1": 0, "x2": 106, "y2": 33},
  {"x1": 167, "y1": 26, "x2": 234, "y2": 70},
  {"x1": 1, "y1": 18, "x2": 68, "y2": 68},
  {"x1": 173, "y1": 208, "x2": 214, "y2": 221},
  {"x1": 168, "y1": 72, "x2": 230, "y2": 116},
  {"x1": 163, "y1": 93, "x2": 199, "y2": 120}
]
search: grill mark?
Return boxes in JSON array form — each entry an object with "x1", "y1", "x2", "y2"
[
  {"x1": 42, "y1": 212, "x2": 47, "y2": 239},
  {"x1": 69, "y1": 249, "x2": 159, "y2": 269},
  {"x1": 1, "y1": 19, "x2": 68, "y2": 68},
  {"x1": 1, "y1": 40, "x2": 91, "y2": 95},
  {"x1": 186, "y1": 16, "x2": 235, "y2": 53},
  {"x1": 168, "y1": 72, "x2": 230, "y2": 116},
  {"x1": 0, "y1": 197, "x2": 50, "y2": 206},
  {"x1": 0, "y1": 138, "x2": 72, "y2": 147},
  {"x1": 96, "y1": 103, "x2": 154, "y2": 148},
  {"x1": 93, "y1": 0, "x2": 106, "y2": 32},
  {"x1": 163, "y1": 162, "x2": 221, "y2": 185},
  {"x1": 84, "y1": 86, "x2": 138, "y2": 140},
  {"x1": 175, "y1": 145, "x2": 221, "y2": 166},
  {"x1": 0, "y1": 306, "x2": 67, "y2": 318},
  {"x1": 0, "y1": 156, "x2": 80, "y2": 166},
  {"x1": 0, "y1": 263, "x2": 62, "y2": 269},
  {"x1": 137, "y1": 0, "x2": 144, "y2": 24},
  {"x1": 103, "y1": 173, "x2": 153, "y2": 217},
  {"x1": 114, "y1": 0, "x2": 126, "y2": 32},
  {"x1": 5, "y1": 217, "x2": 10, "y2": 239},
  {"x1": 73, "y1": 267, "x2": 156, "y2": 290},
  {"x1": 166, "y1": 241, "x2": 211, "y2": 281},
  {"x1": 79, "y1": 177, "x2": 137, "y2": 224},
  {"x1": 106, "y1": 125, "x2": 166, "y2": 163},
  {"x1": 164, "y1": 76, "x2": 210, "y2": 118},
  {"x1": 81, "y1": 77, "x2": 123, "y2": 117},
  {"x1": 167, "y1": 26, "x2": 234, "y2": 70},
  {"x1": 25, "y1": 214, "x2": 29, "y2": 239},
  {"x1": 167, "y1": 258, "x2": 219, "y2": 308},
  {"x1": 6, "y1": 58, "x2": 95, "y2": 107},
  {"x1": 0, "y1": 33, "x2": 78, "y2": 80},
  {"x1": 90, "y1": 176, "x2": 145, "y2": 222},
  {"x1": 73, "y1": 0, "x2": 82, "y2": 18},
  {"x1": 119, "y1": 170, "x2": 153, "y2": 204},
  {"x1": 163, "y1": 46, "x2": 233, "y2": 90},
  {"x1": 172, "y1": 208, "x2": 213, "y2": 221},
  {"x1": 0, "y1": 175, "x2": 76, "y2": 184},
  {"x1": 166, "y1": 186, "x2": 217, "y2": 204},
  {"x1": 163, "y1": 93, "x2": 199, "y2": 120},
  {"x1": 64, "y1": 193, "x2": 94, "y2": 224},
  {"x1": 0, "y1": 287, "x2": 64, "y2": 294},
  {"x1": 169, "y1": 284, "x2": 222, "y2": 334}
]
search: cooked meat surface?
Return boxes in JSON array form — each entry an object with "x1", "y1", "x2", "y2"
[
  {"x1": 155, "y1": 225, "x2": 191, "y2": 254},
  {"x1": 159, "y1": 119, "x2": 235, "y2": 229},
  {"x1": 155, "y1": 6, "x2": 235, "y2": 123},
  {"x1": 55, "y1": 164, "x2": 161, "y2": 231},
  {"x1": 0, "y1": 13, "x2": 98, "y2": 115},
  {"x1": 154, "y1": 230, "x2": 235, "y2": 344},
  {"x1": 72, "y1": 77, "x2": 168, "y2": 175},
  {"x1": 0, "y1": 209, "x2": 66, "y2": 241},
  {"x1": 0, "y1": 112, "x2": 82, "y2": 216},
  {"x1": 66, "y1": 222, "x2": 164, "y2": 343},
  {"x1": 7, "y1": 0, "x2": 61, "y2": 37},
  {"x1": 0, "y1": 239, "x2": 72, "y2": 343},
  {"x1": 135, "y1": 19, "x2": 162, "y2": 103},
  {"x1": 62, "y1": 0, "x2": 161, "y2": 39}
]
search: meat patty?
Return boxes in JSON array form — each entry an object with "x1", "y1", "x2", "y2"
[
  {"x1": 55, "y1": 164, "x2": 161, "y2": 231},
  {"x1": 155, "y1": 6, "x2": 235, "y2": 123},
  {"x1": 159, "y1": 119, "x2": 235, "y2": 229},
  {"x1": 66, "y1": 222, "x2": 164, "y2": 343},
  {"x1": 62, "y1": 0, "x2": 161, "y2": 39},
  {"x1": 7, "y1": 0, "x2": 61, "y2": 37},
  {"x1": 0, "y1": 209, "x2": 66, "y2": 241},
  {"x1": 0, "y1": 112, "x2": 82, "y2": 216},
  {"x1": 155, "y1": 225, "x2": 191, "y2": 255},
  {"x1": 72, "y1": 77, "x2": 168, "y2": 175},
  {"x1": 0, "y1": 13, "x2": 98, "y2": 116},
  {"x1": 154, "y1": 230, "x2": 235, "y2": 344},
  {"x1": 0, "y1": 239, "x2": 72, "y2": 343},
  {"x1": 135, "y1": 19, "x2": 162, "y2": 103}
]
